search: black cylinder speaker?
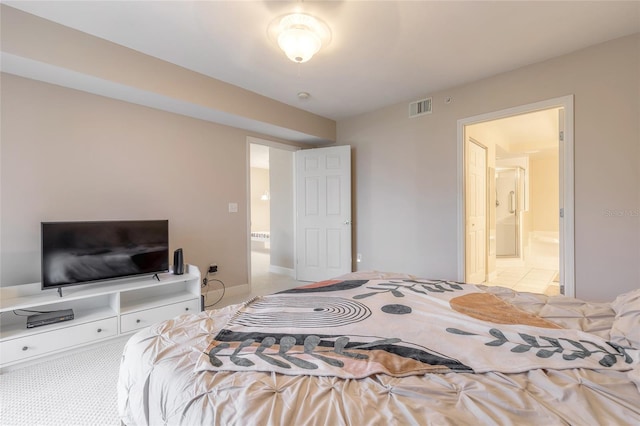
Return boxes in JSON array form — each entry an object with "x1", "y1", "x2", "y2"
[{"x1": 173, "y1": 248, "x2": 184, "y2": 275}]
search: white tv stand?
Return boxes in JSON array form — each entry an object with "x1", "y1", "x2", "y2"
[{"x1": 0, "y1": 265, "x2": 201, "y2": 369}]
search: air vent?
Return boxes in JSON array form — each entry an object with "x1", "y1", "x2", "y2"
[{"x1": 409, "y1": 97, "x2": 432, "y2": 118}]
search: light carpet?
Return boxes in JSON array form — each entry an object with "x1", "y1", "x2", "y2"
[{"x1": 0, "y1": 337, "x2": 127, "y2": 426}]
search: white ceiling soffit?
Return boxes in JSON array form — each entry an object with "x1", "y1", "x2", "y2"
[
  {"x1": 0, "y1": 53, "x2": 329, "y2": 145},
  {"x1": 2, "y1": 1, "x2": 639, "y2": 124}
]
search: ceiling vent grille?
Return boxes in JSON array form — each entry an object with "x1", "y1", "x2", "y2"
[{"x1": 409, "y1": 97, "x2": 432, "y2": 118}]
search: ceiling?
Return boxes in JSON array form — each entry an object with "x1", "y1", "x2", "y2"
[{"x1": 3, "y1": 1, "x2": 639, "y2": 124}]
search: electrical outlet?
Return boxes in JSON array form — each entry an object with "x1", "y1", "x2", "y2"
[{"x1": 209, "y1": 264, "x2": 218, "y2": 273}]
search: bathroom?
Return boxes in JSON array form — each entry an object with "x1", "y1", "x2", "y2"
[
  {"x1": 493, "y1": 152, "x2": 560, "y2": 294},
  {"x1": 466, "y1": 108, "x2": 561, "y2": 295}
]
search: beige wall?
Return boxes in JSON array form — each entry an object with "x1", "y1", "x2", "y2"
[
  {"x1": 250, "y1": 167, "x2": 270, "y2": 233},
  {"x1": 338, "y1": 34, "x2": 640, "y2": 301},
  {"x1": 530, "y1": 155, "x2": 559, "y2": 233},
  {"x1": 0, "y1": 5, "x2": 336, "y2": 143},
  {"x1": 0, "y1": 73, "x2": 301, "y2": 288}
]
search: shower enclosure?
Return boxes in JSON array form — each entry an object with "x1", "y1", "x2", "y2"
[{"x1": 496, "y1": 167, "x2": 525, "y2": 257}]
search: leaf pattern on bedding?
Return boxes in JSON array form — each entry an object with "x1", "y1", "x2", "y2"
[
  {"x1": 446, "y1": 327, "x2": 636, "y2": 367},
  {"x1": 205, "y1": 334, "x2": 409, "y2": 370},
  {"x1": 197, "y1": 279, "x2": 639, "y2": 378},
  {"x1": 353, "y1": 280, "x2": 466, "y2": 300}
]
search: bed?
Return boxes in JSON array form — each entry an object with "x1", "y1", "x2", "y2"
[
  {"x1": 118, "y1": 272, "x2": 640, "y2": 425},
  {"x1": 251, "y1": 231, "x2": 270, "y2": 251},
  {"x1": 250, "y1": 231, "x2": 270, "y2": 241}
]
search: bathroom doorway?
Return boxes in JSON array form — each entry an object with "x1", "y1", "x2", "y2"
[{"x1": 459, "y1": 96, "x2": 575, "y2": 297}]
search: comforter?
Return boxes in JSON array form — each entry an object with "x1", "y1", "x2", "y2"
[{"x1": 118, "y1": 275, "x2": 640, "y2": 425}]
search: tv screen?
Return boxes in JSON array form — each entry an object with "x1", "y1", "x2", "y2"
[{"x1": 41, "y1": 220, "x2": 169, "y2": 290}]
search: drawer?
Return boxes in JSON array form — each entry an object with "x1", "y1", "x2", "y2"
[
  {"x1": 120, "y1": 298, "x2": 199, "y2": 334},
  {"x1": 1, "y1": 317, "x2": 117, "y2": 365}
]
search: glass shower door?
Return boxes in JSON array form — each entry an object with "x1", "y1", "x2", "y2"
[{"x1": 496, "y1": 167, "x2": 522, "y2": 257}]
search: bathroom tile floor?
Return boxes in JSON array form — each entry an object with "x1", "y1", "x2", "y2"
[{"x1": 485, "y1": 265, "x2": 560, "y2": 296}]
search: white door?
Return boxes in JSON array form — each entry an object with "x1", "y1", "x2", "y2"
[
  {"x1": 465, "y1": 139, "x2": 487, "y2": 284},
  {"x1": 295, "y1": 145, "x2": 352, "y2": 282}
]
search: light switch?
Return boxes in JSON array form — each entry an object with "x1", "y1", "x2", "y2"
[{"x1": 228, "y1": 202, "x2": 238, "y2": 213}]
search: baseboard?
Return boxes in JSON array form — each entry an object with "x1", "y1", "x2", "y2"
[{"x1": 268, "y1": 265, "x2": 295, "y2": 278}]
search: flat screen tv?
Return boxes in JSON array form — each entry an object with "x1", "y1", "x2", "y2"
[{"x1": 41, "y1": 220, "x2": 169, "y2": 292}]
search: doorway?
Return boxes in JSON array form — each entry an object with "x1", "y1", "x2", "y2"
[
  {"x1": 247, "y1": 137, "x2": 301, "y2": 295},
  {"x1": 458, "y1": 96, "x2": 575, "y2": 297}
]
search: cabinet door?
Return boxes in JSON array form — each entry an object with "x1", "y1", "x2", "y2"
[
  {"x1": 120, "y1": 299, "x2": 199, "y2": 334},
  {"x1": 1, "y1": 317, "x2": 117, "y2": 365}
]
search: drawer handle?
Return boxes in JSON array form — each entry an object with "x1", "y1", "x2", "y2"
[
  {"x1": 185, "y1": 307, "x2": 189, "y2": 311},
  {"x1": 97, "y1": 328, "x2": 102, "y2": 333},
  {"x1": 136, "y1": 319, "x2": 141, "y2": 323},
  {"x1": 22, "y1": 346, "x2": 28, "y2": 351}
]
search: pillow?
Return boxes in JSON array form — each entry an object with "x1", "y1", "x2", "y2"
[{"x1": 609, "y1": 288, "x2": 640, "y2": 348}]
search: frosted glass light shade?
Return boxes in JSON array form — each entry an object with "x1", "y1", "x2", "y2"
[{"x1": 277, "y1": 13, "x2": 325, "y2": 63}]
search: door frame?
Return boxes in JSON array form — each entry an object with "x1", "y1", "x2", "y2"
[
  {"x1": 246, "y1": 136, "x2": 300, "y2": 290},
  {"x1": 456, "y1": 95, "x2": 575, "y2": 297}
]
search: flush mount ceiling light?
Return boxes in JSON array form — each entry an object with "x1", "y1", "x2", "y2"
[{"x1": 273, "y1": 13, "x2": 331, "y2": 63}]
